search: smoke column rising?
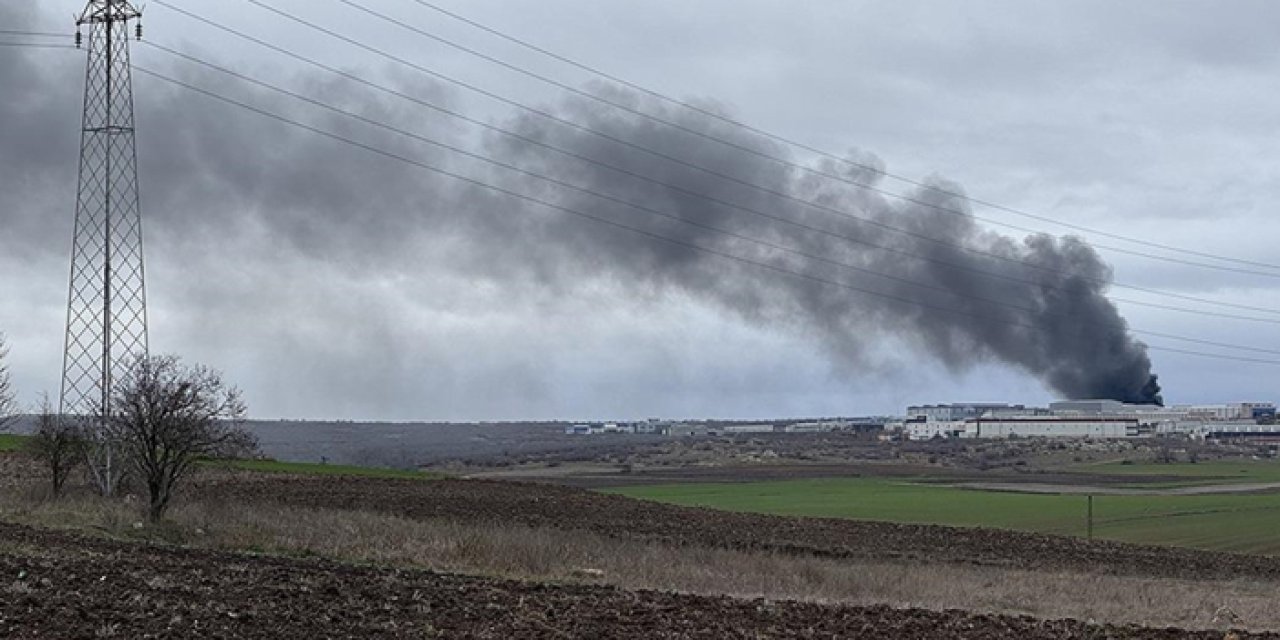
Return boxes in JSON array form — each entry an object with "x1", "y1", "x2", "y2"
[
  {"x1": 477, "y1": 84, "x2": 1162, "y2": 404},
  {"x1": 0, "y1": 12, "x2": 1163, "y2": 406}
]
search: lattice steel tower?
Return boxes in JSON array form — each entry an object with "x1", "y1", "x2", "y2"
[{"x1": 60, "y1": 0, "x2": 147, "y2": 418}]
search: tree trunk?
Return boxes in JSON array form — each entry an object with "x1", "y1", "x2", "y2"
[{"x1": 148, "y1": 479, "x2": 163, "y2": 523}]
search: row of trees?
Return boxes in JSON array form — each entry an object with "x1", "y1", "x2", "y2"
[{"x1": 0, "y1": 332, "x2": 255, "y2": 522}]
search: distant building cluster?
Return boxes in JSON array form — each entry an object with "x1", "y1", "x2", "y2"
[
  {"x1": 563, "y1": 421, "x2": 667, "y2": 435},
  {"x1": 896, "y1": 401, "x2": 1279, "y2": 441},
  {"x1": 564, "y1": 418, "x2": 885, "y2": 436},
  {"x1": 563, "y1": 400, "x2": 1280, "y2": 443}
]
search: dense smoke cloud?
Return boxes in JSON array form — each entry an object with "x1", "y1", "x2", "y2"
[
  {"x1": 477, "y1": 85, "x2": 1162, "y2": 404},
  {"x1": 0, "y1": 1, "x2": 1162, "y2": 406}
]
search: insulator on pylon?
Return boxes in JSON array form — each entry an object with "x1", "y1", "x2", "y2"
[
  {"x1": 136, "y1": 23, "x2": 142, "y2": 40},
  {"x1": 75, "y1": 31, "x2": 82, "y2": 48}
]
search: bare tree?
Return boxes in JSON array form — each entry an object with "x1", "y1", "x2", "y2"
[
  {"x1": 104, "y1": 355, "x2": 256, "y2": 522},
  {"x1": 25, "y1": 395, "x2": 85, "y2": 499},
  {"x1": 0, "y1": 333, "x2": 15, "y2": 431}
]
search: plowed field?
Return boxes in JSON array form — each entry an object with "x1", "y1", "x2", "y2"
[
  {"x1": 192, "y1": 474, "x2": 1280, "y2": 581},
  {"x1": 0, "y1": 522, "x2": 1267, "y2": 639}
]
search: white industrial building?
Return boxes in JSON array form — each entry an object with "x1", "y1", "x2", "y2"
[
  {"x1": 898, "y1": 397, "x2": 1277, "y2": 441},
  {"x1": 901, "y1": 416, "x2": 1141, "y2": 440},
  {"x1": 906, "y1": 403, "x2": 1045, "y2": 422},
  {"x1": 904, "y1": 420, "x2": 968, "y2": 440},
  {"x1": 1053, "y1": 400, "x2": 1276, "y2": 423},
  {"x1": 1049, "y1": 400, "x2": 1128, "y2": 415},
  {"x1": 783, "y1": 420, "x2": 851, "y2": 433},
  {"x1": 565, "y1": 420, "x2": 667, "y2": 435},
  {"x1": 968, "y1": 417, "x2": 1140, "y2": 439},
  {"x1": 718, "y1": 424, "x2": 775, "y2": 434},
  {"x1": 1164, "y1": 422, "x2": 1280, "y2": 441}
]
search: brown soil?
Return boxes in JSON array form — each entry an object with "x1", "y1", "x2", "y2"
[
  {"x1": 191, "y1": 473, "x2": 1280, "y2": 582},
  {"x1": 0, "y1": 521, "x2": 1267, "y2": 639},
  {"x1": 475, "y1": 461, "x2": 1216, "y2": 489}
]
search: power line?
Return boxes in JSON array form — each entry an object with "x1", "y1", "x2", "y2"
[
  {"x1": 149, "y1": 1, "x2": 1280, "y2": 321},
  {"x1": 402, "y1": 0, "x2": 1280, "y2": 274},
  {"x1": 140, "y1": 42, "x2": 1280, "y2": 358},
  {"x1": 0, "y1": 41, "x2": 77, "y2": 50},
  {"x1": 328, "y1": 0, "x2": 1280, "y2": 278},
  {"x1": 131, "y1": 64, "x2": 1280, "y2": 365},
  {"x1": 141, "y1": 43, "x2": 1280, "y2": 328},
  {"x1": 0, "y1": 29, "x2": 66, "y2": 39}
]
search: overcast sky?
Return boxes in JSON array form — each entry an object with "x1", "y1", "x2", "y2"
[{"x1": 3, "y1": 0, "x2": 1280, "y2": 421}]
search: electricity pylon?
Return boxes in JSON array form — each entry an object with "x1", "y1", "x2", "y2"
[{"x1": 60, "y1": 1, "x2": 147, "y2": 434}]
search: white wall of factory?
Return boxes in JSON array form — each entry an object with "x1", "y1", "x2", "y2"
[
  {"x1": 899, "y1": 400, "x2": 1277, "y2": 441},
  {"x1": 904, "y1": 418, "x2": 1139, "y2": 440},
  {"x1": 905, "y1": 421, "x2": 968, "y2": 440},
  {"x1": 969, "y1": 418, "x2": 1138, "y2": 439},
  {"x1": 905, "y1": 403, "x2": 1044, "y2": 422}
]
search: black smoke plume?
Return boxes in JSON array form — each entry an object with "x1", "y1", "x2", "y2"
[
  {"x1": 479, "y1": 84, "x2": 1163, "y2": 404},
  {"x1": 0, "y1": 11, "x2": 1162, "y2": 405}
]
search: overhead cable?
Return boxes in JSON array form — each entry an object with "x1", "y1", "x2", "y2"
[
  {"x1": 131, "y1": 64, "x2": 1280, "y2": 365},
  {"x1": 151, "y1": 0, "x2": 1280, "y2": 321},
  {"x1": 329, "y1": 0, "x2": 1280, "y2": 277},
  {"x1": 401, "y1": 0, "x2": 1280, "y2": 273},
  {"x1": 139, "y1": 41, "x2": 1280, "y2": 334}
]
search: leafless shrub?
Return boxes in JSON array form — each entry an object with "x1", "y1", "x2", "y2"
[
  {"x1": 0, "y1": 332, "x2": 15, "y2": 431},
  {"x1": 24, "y1": 395, "x2": 85, "y2": 499},
  {"x1": 102, "y1": 355, "x2": 256, "y2": 522}
]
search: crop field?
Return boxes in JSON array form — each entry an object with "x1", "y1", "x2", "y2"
[
  {"x1": 1071, "y1": 460, "x2": 1280, "y2": 485},
  {"x1": 7, "y1": 450, "x2": 1280, "y2": 634},
  {"x1": 0, "y1": 434, "x2": 25, "y2": 452},
  {"x1": 609, "y1": 462, "x2": 1280, "y2": 555}
]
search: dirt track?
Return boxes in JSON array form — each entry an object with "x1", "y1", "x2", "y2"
[
  {"x1": 191, "y1": 473, "x2": 1280, "y2": 582},
  {"x1": 0, "y1": 521, "x2": 1267, "y2": 639}
]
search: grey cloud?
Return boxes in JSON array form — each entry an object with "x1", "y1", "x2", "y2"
[
  {"x1": 4, "y1": 3, "x2": 1160, "y2": 407},
  {"x1": 13, "y1": 0, "x2": 1280, "y2": 419}
]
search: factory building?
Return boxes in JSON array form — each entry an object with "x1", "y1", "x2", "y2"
[
  {"x1": 716, "y1": 424, "x2": 775, "y2": 435},
  {"x1": 904, "y1": 420, "x2": 968, "y2": 440},
  {"x1": 968, "y1": 417, "x2": 1141, "y2": 439},
  {"x1": 1200, "y1": 423, "x2": 1280, "y2": 442},
  {"x1": 1049, "y1": 399, "x2": 1127, "y2": 415},
  {"x1": 905, "y1": 403, "x2": 1046, "y2": 422},
  {"x1": 1160, "y1": 421, "x2": 1280, "y2": 441},
  {"x1": 902, "y1": 416, "x2": 1141, "y2": 440},
  {"x1": 565, "y1": 422, "x2": 636, "y2": 435},
  {"x1": 1240, "y1": 402, "x2": 1277, "y2": 421},
  {"x1": 1053, "y1": 400, "x2": 1276, "y2": 423},
  {"x1": 783, "y1": 420, "x2": 854, "y2": 433}
]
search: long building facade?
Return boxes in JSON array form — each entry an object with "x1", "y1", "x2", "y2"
[{"x1": 899, "y1": 399, "x2": 1276, "y2": 440}]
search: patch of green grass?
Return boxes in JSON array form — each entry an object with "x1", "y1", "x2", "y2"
[
  {"x1": 1072, "y1": 460, "x2": 1280, "y2": 487},
  {"x1": 608, "y1": 477, "x2": 1280, "y2": 555},
  {"x1": 208, "y1": 458, "x2": 442, "y2": 480},
  {"x1": 0, "y1": 434, "x2": 29, "y2": 452}
]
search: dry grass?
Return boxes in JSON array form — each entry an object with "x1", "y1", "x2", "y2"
[{"x1": 0, "y1": 485, "x2": 1276, "y2": 632}]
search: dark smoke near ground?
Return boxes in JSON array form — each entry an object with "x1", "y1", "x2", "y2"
[{"x1": 0, "y1": 8, "x2": 1163, "y2": 405}]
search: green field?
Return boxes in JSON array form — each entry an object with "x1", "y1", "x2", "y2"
[
  {"x1": 0, "y1": 434, "x2": 433, "y2": 480},
  {"x1": 1073, "y1": 460, "x2": 1280, "y2": 485},
  {"x1": 609, "y1": 463, "x2": 1280, "y2": 555},
  {"x1": 0, "y1": 434, "x2": 27, "y2": 452}
]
